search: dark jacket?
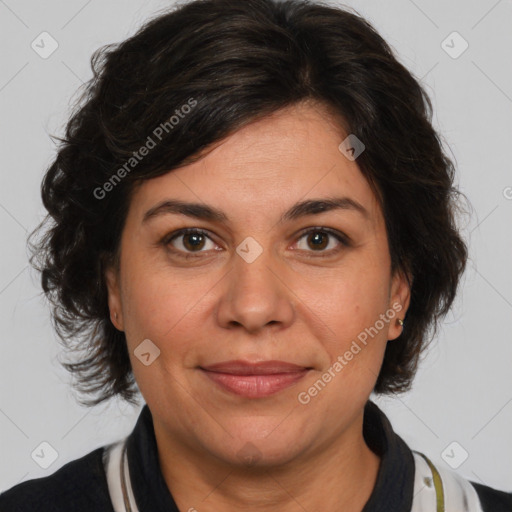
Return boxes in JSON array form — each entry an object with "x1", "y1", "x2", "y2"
[{"x1": 1, "y1": 400, "x2": 511, "y2": 511}]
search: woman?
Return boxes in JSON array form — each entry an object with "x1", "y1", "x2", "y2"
[{"x1": 1, "y1": 0, "x2": 510, "y2": 510}]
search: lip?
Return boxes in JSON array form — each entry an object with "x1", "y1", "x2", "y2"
[
  {"x1": 200, "y1": 360, "x2": 311, "y2": 398},
  {"x1": 202, "y1": 360, "x2": 308, "y2": 375}
]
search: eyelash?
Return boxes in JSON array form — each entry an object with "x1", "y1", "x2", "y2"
[{"x1": 161, "y1": 227, "x2": 350, "y2": 260}]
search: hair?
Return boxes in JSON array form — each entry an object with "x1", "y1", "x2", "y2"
[{"x1": 29, "y1": 0, "x2": 468, "y2": 407}]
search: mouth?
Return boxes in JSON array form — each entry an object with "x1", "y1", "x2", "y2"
[{"x1": 199, "y1": 360, "x2": 312, "y2": 398}]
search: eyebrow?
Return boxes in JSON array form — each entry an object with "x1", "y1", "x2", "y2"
[{"x1": 142, "y1": 196, "x2": 369, "y2": 225}]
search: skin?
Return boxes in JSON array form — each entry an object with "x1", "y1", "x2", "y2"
[{"x1": 105, "y1": 100, "x2": 411, "y2": 512}]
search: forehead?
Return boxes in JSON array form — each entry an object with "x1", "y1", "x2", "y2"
[{"x1": 127, "y1": 102, "x2": 382, "y2": 226}]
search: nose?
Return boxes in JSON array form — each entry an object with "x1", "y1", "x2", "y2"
[{"x1": 215, "y1": 244, "x2": 295, "y2": 334}]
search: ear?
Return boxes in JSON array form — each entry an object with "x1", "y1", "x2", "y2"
[
  {"x1": 387, "y1": 268, "x2": 412, "y2": 341},
  {"x1": 104, "y1": 263, "x2": 124, "y2": 331}
]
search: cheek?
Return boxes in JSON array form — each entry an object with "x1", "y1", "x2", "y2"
[
  {"x1": 121, "y1": 262, "x2": 216, "y2": 354},
  {"x1": 120, "y1": 271, "x2": 203, "y2": 399},
  {"x1": 310, "y1": 262, "x2": 390, "y2": 329},
  {"x1": 305, "y1": 261, "x2": 391, "y2": 378}
]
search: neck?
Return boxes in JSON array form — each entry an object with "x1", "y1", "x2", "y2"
[{"x1": 153, "y1": 411, "x2": 381, "y2": 512}]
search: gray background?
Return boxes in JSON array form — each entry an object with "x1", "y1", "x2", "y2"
[{"x1": 1, "y1": 0, "x2": 511, "y2": 494}]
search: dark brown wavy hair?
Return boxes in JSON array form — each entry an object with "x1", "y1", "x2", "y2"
[{"x1": 28, "y1": 0, "x2": 468, "y2": 406}]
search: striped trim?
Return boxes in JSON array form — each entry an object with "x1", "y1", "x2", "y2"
[
  {"x1": 415, "y1": 452, "x2": 445, "y2": 511},
  {"x1": 103, "y1": 439, "x2": 140, "y2": 512}
]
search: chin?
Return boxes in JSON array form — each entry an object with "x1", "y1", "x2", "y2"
[{"x1": 204, "y1": 417, "x2": 311, "y2": 468}]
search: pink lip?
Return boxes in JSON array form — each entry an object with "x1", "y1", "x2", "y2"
[{"x1": 200, "y1": 360, "x2": 311, "y2": 398}]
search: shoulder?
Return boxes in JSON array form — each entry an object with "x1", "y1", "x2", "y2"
[
  {"x1": 0, "y1": 446, "x2": 114, "y2": 512},
  {"x1": 470, "y1": 481, "x2": 512, "y2": 512}
]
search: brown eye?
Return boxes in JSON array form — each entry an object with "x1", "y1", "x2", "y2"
[
  {"x1": 165, "y1": 229, "x2": 217, "y2": 256},
  {"x1": 295, "y1": 228, "x2": 349, "y2": 255}
]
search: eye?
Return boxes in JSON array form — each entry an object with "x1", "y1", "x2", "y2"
[
  {"x1": 294, "y1": 227, "x2": 349, "y2": 255},
  {"x1": 164, "y1": 228, "x2": 219, "y2": 258}
]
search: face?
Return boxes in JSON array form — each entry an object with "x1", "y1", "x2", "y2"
[{"x1": 106, "y1": 101, "x2": 410, "y2": 468}]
